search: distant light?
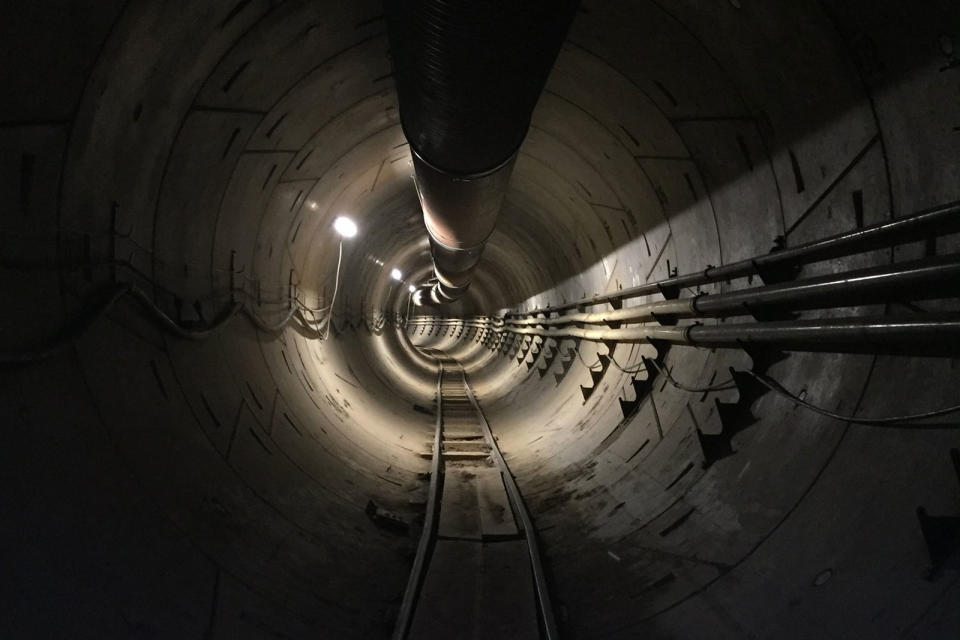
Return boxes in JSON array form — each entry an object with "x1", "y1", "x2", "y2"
[
  {"x1": 408, "y1": 284, "x2": 416, "y2": 293},
  {"x1": 333, "y1": 216, "x2": 357, "y2": 238},
  {"x1": 390, "y1": 268, "x2": 402, "y2": 281}
]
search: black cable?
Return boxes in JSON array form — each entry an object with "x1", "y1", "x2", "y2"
[
  {"x1": 243, "y1": 304, "x2": 301, "y2": 334},
  {"x1": 2, "y1": 235, "x2": 332, "y2": 313},
  {"x1": 608, "y1": 353, "x2": 646, "y2": 375},
  {"x1": 574, "y1": 345, "x2": 601, "y2": 370},
  {"x1": 743, "y1": 370, "x2": 960, "y2": 426},
  {"x1": 647, "y1": 359, "x2": 737, "y2": 392},
  {"x1": 1, "y1": 280, "x2": 334, "y2": 364},
  {"x1": 0, "y1": 230, "x2": 350, "y2": 352},
  {"x1": 126, "y1": 285, "x2": 243, "y2": 340}
]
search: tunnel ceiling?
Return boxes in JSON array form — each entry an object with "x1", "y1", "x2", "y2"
[{"x1": 2, "y1": 1, "x2": 960, "y2": 638}]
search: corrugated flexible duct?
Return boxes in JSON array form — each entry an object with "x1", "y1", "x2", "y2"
[{"x1": 384, "y1": 0, "x2": 579, "y2": 304}]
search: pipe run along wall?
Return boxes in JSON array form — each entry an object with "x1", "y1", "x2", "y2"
[{"x1": 2, "y1": 1, "x2": 960, "y2": 638}]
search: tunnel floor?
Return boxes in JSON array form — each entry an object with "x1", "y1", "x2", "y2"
[{"x1": 401, "y1": 353, "x2": 542, "y2": 639}]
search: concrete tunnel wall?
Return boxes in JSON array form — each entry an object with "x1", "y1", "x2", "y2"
[{"x1": 2, "y1": 1, "x2": 959, "y2": 638}]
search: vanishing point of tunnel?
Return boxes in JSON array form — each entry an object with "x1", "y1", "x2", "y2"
[{"x1": 3, "y1": 1, "x2": 960, "y2": 638}]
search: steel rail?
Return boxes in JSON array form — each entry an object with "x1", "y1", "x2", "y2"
[
  {"x1": 392, "y1": 361, "x2": 444, "y2": 640},
  {"x1": 507, "y1": 200, "x2": 960, "y2": 318},
  {"x1": 460, "y1": 367, "x2": 559, "y2": 640}
]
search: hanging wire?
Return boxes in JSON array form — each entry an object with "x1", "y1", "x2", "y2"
[
  {"x1": 647, "y1": 359, "x2": 737, "y2": 392},
  {"x1": 743, "y1": 370, "x2": 960, "y2": 426},
  {"x1": 608, "y1": 352, "x2": 646, "y2": 375},
  {"x1": 574, "y1": 345, "x2": 602, "y2": 370},
  {"x1": 0, "y1": 224, "x2": 358, "y2": 362},
  {"x1": 0, "y1": 268, "x2": 343, "y2": 364},
  {"x1": 1, "y1": 227, "x2": 337, "y2": 307},
  {"x1": 323, "y1": 239, "x2": 343, "y2": 340},
  {"x1": 0, "y1": 283, "x2": 308, "y2": 364}
]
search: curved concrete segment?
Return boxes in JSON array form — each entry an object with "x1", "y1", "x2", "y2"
[{"x1": 1, "y1": 2, "x2": 959, "y2": 639}]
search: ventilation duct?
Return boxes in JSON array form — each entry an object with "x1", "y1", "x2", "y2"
[{"x1": 385, "y1": 0, "x2": 579, "y2": 304}]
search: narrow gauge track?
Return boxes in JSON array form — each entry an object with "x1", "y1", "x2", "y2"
[{"x1": 393, "y1": 353, "x2": 557, "y2": 640}]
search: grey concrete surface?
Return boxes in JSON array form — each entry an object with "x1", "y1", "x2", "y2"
[{"x1": 1, "y1": 0, "x2": 959, "y2": 638}]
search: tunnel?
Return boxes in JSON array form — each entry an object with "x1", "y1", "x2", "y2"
[{"x1": 3, "y1": 1, "x2": 960, "y2": 638}]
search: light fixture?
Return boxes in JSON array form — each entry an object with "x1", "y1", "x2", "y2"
[
  {"x1": 333, "y1": 216, "x2": 357, "y2": 238},
  {"x1": 408, "y1": 284, "x2": 416, "y2": 293},
  {"x1": 390, "y1": 268, "x2": 402, "y2": 281}
]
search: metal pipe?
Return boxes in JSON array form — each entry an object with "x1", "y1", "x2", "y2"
[
  {"x1": 502, "y1": 254, "x2": 960, "y2": 327},
  {"x1": 415, "y1": 151, "x2": 516, "y2": 303},
  {"x1": 510, "y1": 200, "x2": 960, "y2": 317},
  {"x1": 694, "y1": 254, "x2": 960, "y2": 316},
  {"x1": 408, "y1": 315, "x2": 960, "y2": 357},
  {"x1": 686, "y1": 316, "x2": 960, "y2": 352},
  {"x1": 498, "y1": 315, "x2": 960, "y2": 356}
]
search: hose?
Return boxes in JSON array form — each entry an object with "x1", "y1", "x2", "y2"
[
  {"x1": 744, "y1": 370, "x2": 960, "y2": 426},
  {"x1": 647, "y1": 359, "x2": 737, "y2": 392}
]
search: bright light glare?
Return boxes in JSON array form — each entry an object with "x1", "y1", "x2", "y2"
[
  {"x1": 408, "y1": 284, "x2": 417, "y2": 293},
  {"x1": 390, "y1": 268, "x2": 402, "y2": 281},
  {"x1": 333, "y1": 216, "x2": 357, "y2": 238}
]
